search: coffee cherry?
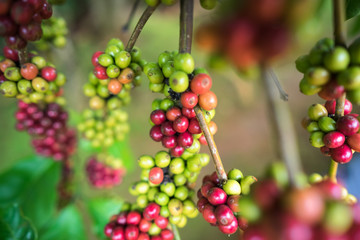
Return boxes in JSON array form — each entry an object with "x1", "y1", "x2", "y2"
[
  {"x1": 94, "y1": 65, "x2": 108, "y2": 80},
  {"x1": 308, "y1": 104, "x2": 328, "y2": 121},
  {"x1": 161, "y1": 121, "x2": 176, "y2": 136},
  {"x1": 20, "y1": 63, "x2": 38, "y2": 80},
  {"x1": 19, "y1": 22, "x2": 42, "y2": 41},
  {"x1": 180, "y1": 91, "x2": 198, "y2": 108},
  {"x1": 149, "y1": 167, "x2": 164, "y2": 185},
  {"x1": 309, "y1": 131, "x2": 325, "y2": 148},
  {"x1": 108, "y1": 79, "x2": 122, "y2": 94},
  {"x1": 299, "y1": 78, "x2": 321, "y2": 95},
  {"x1": 150, "y1": 125, "x2": 163, "y2": 142},
  {"x1": 305, "y1": 67, "x2": 330, "y2": 86},
  {"x1": 347, "y1": 133, "x2": 360, "y2": 151},
  {"x1": 154, "y1": 216, "x2": 168, "y2": 229},
  {"x1": 177, "y1": 131, "x2": 193, "y2": 148},
  {"x1": 336, "y1": 115, "x2": 360, "y2": 136},
  {"x1": 330, "y1": 144, "x2": 353, "y2": 163},
  {"x1": 223, "y1": 179, "x2": 241, "y2": 195},
  {"x1": 126, "y1": 211, "x2": 141, "y2": 225},
  {"x1": 207, "y1": 187, "x2": 227, "y2": 205},
  {"x1": 115, "y1": 51, "x2": 131, "y2": 68},
  {"x1": 174, "y1": 53, "x2": 194, "y2": 74},
  {"x1": 165, "y1": 107, "x2": 181, "y2": 121},
  {"x1": 188, "y1": 118, "x2": 201, "y2": 134},
  {"x1": 227, "y1": 168, "x2": 243, "y2": 181},
  {"x1": 337, "y1": 66, "x2": 360, "y2": 90},
  {"x1": 169, "y1": 71, "x2": 189, "y2": 93},
  {"x1": 318, "y1": 117, "x2": 336, "y2": 132},
  {"x1": 168, "y1": 198, "x2": 183, "y2": 216},
  {"x1": 214, "y1": 204, "x2": 235, "y2": 226},
  {"x1": 324, "y1": 47, "x2": 350, "y2": 73},
  {"x1": 199, "y1": 91, "x2": 217, "y2": 111},
  {"x1": 169, "y1": 157, "x2": 185, "y2": 174},
  {"x1": 323, "y1": 131, "x2": 345, "y2": 148},
  {"x1": 144, "y1": 203, "x2": 161, "y2": 220},
  {"x1": 124, "y1": 225, "x2": 139, "y2": 240},
  {"x1": 218, "y1": 218, "x2": 238, "y2": 234},
  {"x1": 41, "y1": 66, "x2": 57, "y2": 81},
  {"x1": 182, "y1": 107, "x2": 196, "y2": 118},
  {"x1": 162, "y1": 135, "x2": 177, "y2": 149},
  {"x1": 160, "y1": 229, "x2": 174, "y2": 240},
  {"x1": 170, "y1": 146, "x2": 184, "y2": 157},
  {"x1": 202, "y1": 204, "x2": 217, "y2": 224},
  {"x1": 318, "y1": 80, "x2": 345, "y2": 100}
]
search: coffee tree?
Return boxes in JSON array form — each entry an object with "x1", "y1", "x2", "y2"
[{"x1": 0, "y1": 0, "x2": 360, "y2": 240}]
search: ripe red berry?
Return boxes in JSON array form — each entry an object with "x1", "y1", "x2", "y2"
[
  {"x1": 143, "y1": 203, "x2": 160, "y2": 220},
  {"x1": 218, "y1": 218, "x2": 238, "y2": 234},
  {"x1": 202, "y1": 204, "x2": 217, "y2": 224},
  {"x1": 93, "y1": 65, "x2": 108, "y2": 80},
  {"x1": 207, "y1": 187, "x2": 227, "y2": 205},
  {"x1": 182, "y1": 107, "x2": 196, "y2": 118},
  {"x1": 3, "y1": 46, "x2": 19, "y2": 61},
  {"x1": 188, "y1": 118, "x2": 201, "y2": 134},
  {"x1": 11, "y1": 2, "x2": 34, "y2": 25},
  {"x1": 6, "y1": 35, "x2": 27, "y2": 49},
  {"x1": 104, "y1": 222, "x2": 116, "y2": 237},
  {"x1": 21, "y1": 63, "x2": 38, "y2": 80},
  {"x1": 197, "y1": 197, "x2": 209, "y2": 213},
  {"x1": 126, "y1": 211, "x2": 141, "y2": 225},
  {"x1": 170, "y1": 146, "x2": 184, "y2": 157},
  {"x1": 199, "y1": 134, "x2": 207, "y2": 145},
  {"x1": 160, "y1": 229, "x2": 174, "y2": 240},
  {"x1": 124, "y1": 225, "x2": 139, "y2": 240},
  {"x1": 40, "y1": 2, "x2": 53, "y2": 19},
  {"x1": 215, "y1": 205, "x2": 235, "y2": 226},
  {"x1": 138, "y1": 233, "x2": 150, "y2": 240},
  {"x1": 190, "y1": 73, "x2": 212, "y2": 95},
  {"x1": 139, "y1": 219, "x2": 151, "y2": 232},
  {"x1": 0, "y1": 16, "x2": 17, "y2": 36},
  {"x1": 112, "y1": 226, "x2": 125, "y2": 240},
  {"x1": 347, "y1": 133, "x2": 360, "y2": 152},
  {"x1": 323, "y1": 131, "x2": 346, "y2": 148},
  {"x1": 199, "y1": 91, "x2": 217, "y2": 111},
  {"x1": 166, "y1": 107, "x2": 182, "y2": 121},
  {"x1": 149, "y1": 167, "x2": 164, "y2": 185},
  {"x1": 150, "y1": 110, "x2": 166, "y2": 125},
  {"x1": 325, "y1": 99, "x2": 352, "y2": 115},
  {"x1": 150, "y1": 125, "x2": 163, "y2": 142},
  {"x1": 320, "y1": 146, "x2": 331, "y2": 156},
  {"x1": 227, "y1": 195, "x2": 240, "y2": 213},
  {"x1": 181, "y1": 91, "x2": 198, "y2": 108},
  {"x1": 209, "y1": 171, "x2": 220, "y2": 185},
  {"x1": 161, "y1": 121, "x2": 176, "y2": 136},
  {"x1": 336, "y1": 115, "x2": 360, "y2": 136},
  {"x1": 201, "y1": 181, "x2": 215, "y2": 197},
  {"x1": 161, "y1": 135, "x2": 177, "y2": 149},
  {"x1": 173, "y1": 116, "x2": 189, "y2": 133},
  {"x1": 155, "y1": 215, "x2": 168, "y2": 229},
  {"x1": 41, "y1": 66, "x2": 57, "y2": 81},
  {"x1": 92, "y1": 51, "x2": 104, "y2": 66},
  {"x1": 177, "y1": 131, "x2": 193, "y2": 148},
  {"x1": 19, "y1": 22, "x2": 42, "y2": 41},
  {"x1": 316, "y1": 180, "x2": 344, "y2": 200},
  {"x1": 318, "y1": 81, "x2": 345, "y2": 100}
]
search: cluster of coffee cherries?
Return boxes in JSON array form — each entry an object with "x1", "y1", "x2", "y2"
[
  {"x1": 15, "y1": 100, "x2": 76, "y2": 160},
  {"x1": 236, "y1": 163, "x2": 359, "y2": 240},
  {"x1": 129, "y1": 150, "x2": 209, "y2": 228},
  {"x1": 85, "y1": 153, "x2": 126, "y2": 188},
  {"x1": 303, "y1": 100, "x2": 360, "y2": 164},
  {"x1": 104, "y1": 202, "x2": 175, "y2": 240},
  {"x1": 145, "y1": 51, "x2": 217, "y2": 108},
  {"x1": 35, "y1": 16, "x2": 67, "y2": 50},
  {"x1": 149, "y1": 97, "x2": 216, "y2": 155},
  {"x1": 77, "y1": 108, "x2": 129, "y2": 148},
  {"x1": 83, "y1": 72, "x2": 133, "y2": 111},
  {"x1": 297, "y1": 37, "x2": 360, "y2": 104},
  {"x1": 197, "y1": 169, "x2": 257, "y2": 235},
  {"x1": 0, "y1": 47, "x2": 66, "y2": 103},
  {"x1": 91, "y1": 38, "x2": 143, "y2": 96},
  {"x1": 0, "y1": 0, "x2": 53, "y2": 49},
  {"x1": 194, "y1": 0, "x2": 306, "y2": 77}
]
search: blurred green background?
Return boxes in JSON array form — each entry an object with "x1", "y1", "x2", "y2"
[{"x1": 1, "y1": 0, "x2": 359, "y2": 239}]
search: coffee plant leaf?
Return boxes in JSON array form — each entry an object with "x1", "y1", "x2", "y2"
[{"x1": 346, "y1": 0, "x2": 360, "y2": 19}]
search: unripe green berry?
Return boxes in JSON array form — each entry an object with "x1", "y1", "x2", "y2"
[
  {"x1": 155, "y1": 192, "x2": 170, "y2": 206},
  {"x1": 174, "y1": 53, "x2": 195, "y2": 74},
  {"x1": 169, "y1": 157, "x2": 185, "y2": 174},
  {"x1": 223, "y1": 179, "x2": 241, "y2": 195},
  {"x1": 17, "y1": 80, "x2": 33, "y2": 95},
  {"x1": 308, "y1": 104, "x2": 328, "y2": 121},
  {"x1": 115, "y1": 51, "x2": 131, "y2": 68},
  {"x1": 337, "y1": 66, "x2": 360, "y2": 90},
  {"x1": 227, "y1": 168, "x2": 243, "y2": 181},
  {"x1": 309, "y1": 131, "x2": 325, "y2": 148},
  {"x1": 0, "y1": 81, "x2": 18, "y2": 97},
  {"x1": 299, "y1": 78, "x2": 321, "y2": 95},
  {"x1": 138, "y1": 155, "x2": 155, "y2": 169},
  {"x1": 318, "y1": 116, "x2": 336, "y2": 132},
  {"x1": 155, "y1": 151, "x2": 171, "y2": 168},
  {"x1": 323, "y1": 47, "x2": 350, "y2": 73},
  {"x1": 98, "y1": 54, "x2": 114, "y2": 67}
]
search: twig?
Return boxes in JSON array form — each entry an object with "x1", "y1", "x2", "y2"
[
  {"x1": 328, "y1": 0, "x2": 347, "y2": 182},
  {"x1": 122, "y1": 0, "x2": 141, "y2": 32},
  {"x1": 18, "y1": 48, "x2": 28, "y2": 65},
  {"x1": 171, "y1": 223, "x2": 181, "y2": 240},
  {"x1": 268, "y1": 68, "x2": 288, "y2": 101},
  {"x1": 179, "y1": 0, "x2": 194, "y2": 53},
  {"x1": 261, "y1": 67, "x2": 302, "y2": 187},
  {"x1": 125, "y1": 3, "x2": 159, "y2": 52},
  {"x1": 194, "y1": 106, "x2": 228, "y2": 182}
]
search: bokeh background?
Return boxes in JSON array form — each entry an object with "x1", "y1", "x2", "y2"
[{"x1": 0, "y1": 0, "x2": 360, "y2": 239}]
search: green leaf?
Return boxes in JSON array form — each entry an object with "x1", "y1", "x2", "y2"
[
  {"x1": 86, "y1": 197, "x2": 123, "y2": 239},
  {"x1": 108, "y1": 139, "x2": 135, "y2": 171},
  {"x1": 346, "y1": 0, "x2": 360, "y2": 20},
  {"x1": 0, "y1": 204, "x2": 38, "y2": 240},
  {"x1": 348, "y1": 15, "x2": 360, "y2": 37},
  {"x1": 40, "y1": 204, "x2": 86, "y2": 240},
  {"x1": 0, "y1": 156, "x2": 60, "y2": 230}
]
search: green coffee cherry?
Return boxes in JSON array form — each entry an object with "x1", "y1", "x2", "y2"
[
  {"x1": 32, "y1": 77, "x2": 49, "y2": 93},
  {"x1": 147, "y1": 65, "x2": 164, "y2": 84},
  {"x1": 186, "y1": 155, "x2": 202, "y2": 172},
  {"x1": 160, "y1": 206, "x2": 170, "y2": 218},
  {"x1": 305, "y1": 67, "x2": 330, "y2": 86},
  {"x1": 323, "y1": 47, "x2": 350, "y2": 73},
  {"x1": 160, "y1": 98, "x2": 174, "y2": 111},
  {"x1": 155, "y1": 151, "x2": 171, "y2": 168},
  {"x1": 174, "y1": 174, "x2": 187, "y2": 186},
  {"x1": 135, "y1": 181, "x2": 150, "y2": 194},
  {"x1": 5, "y1": 67, "x2": 21, "y2": 81},
  {"x1": 155, "y1": 192, "x2": 170, "y2": 206},
  {"x1": 174, "y1": 53, "x2": 195, "y2": 74},
  {"x1": 160, "y1": 182, "x2": 176, "y2": 197},
  {"x1": 98, "y1": 53, "x2": 114, "y2": 67},
  {"x1": 147, "y1": 187, "x2": 159, "y2": 201},
  {"x1": 309, "y1": 131, "x2": 325, "y2": 148},
  {"x1": 96, "y1": 84, "x2": 110, "y2": 98},
  {"x1": 0, "y1": 81, "x2": 18, "y2": 97},
  {"x1": 308, "y1": 173, "x2": 323, "y2": 184},
  {"x1": 107, "y1": 38, "x2": 124, "y2": 50},
  {"x1": 168, "y1": 198, "x2": 183, "y2": 216},
  {"x1": 17, "y1": 80, "x2": 33, "y2": 95},
  {"x1": 115, "y1": 51, "x2": 131, "y2": 68},
  {"x1": 223, "y1": 179, "x2": 241, "y2": 195},
  {"x1": 187, "y1": 139, "x2": 200, "y2": 153},
  {"x1": 176, "y1": 215, "x2": 187, "y2": 228},
  {"x1": 55, "y1": 73, "x2": 66, "y2": 86},
  {"x1": 138, "y1": 155, "x2": 155, "y2": 169},
  {"x1": 182, "y1": 199, "x2": 197, "y2": 217},
  {"x1": 170, "y1": 158, "x2": 185, "y2": 174},
  {"x1": 308, "y1": 104, "x2": 328, "y2": 121},
  {"x1": 299, "y1": 78, "x2": 321, "y2": 95},
  {"x1": 227, "y1": 168, "x2": 243, "y2": 181},
  {"x1": 31, "y1": 56, "x2": 47, "y2": 69},
  {"x1": 306, "y1": 121, "x2": 320, "y2": 133},
  {"x1": 318, "y1": 116, "x2": 336, "y2": 132},
  {"x1": 347, "y1": 88, "x2": 360, "y2": 104},
  {"x1": 174, "y1": 186, "x2": 189, "y2": 201},
  {"x1": 337, "y1": 66, "x2": 360, "y2": 90},
  {"x1": 199, "y1": 153, "x2": 210, "y2": 167},
  {"x1": 169, "y1": 215, "x2": 181, "y2": 224},
  {"x1": 149, "y1": 82, "x2": 164, "y2": 93},
  {"x1": 106, "y1": 65, "x2": 120, "y2": 78},
  {"x1": 238, "y1": 196, "x2": 261, "y2": 223},
  {"x1": 158, "y1": 51, "x2": 172, "y2": 68},
  {"x1": 136, "y1": 195, "x2": 148, "y2": 208},
  {"x1": 130, "y1": 47, "x2": 142, "y2": 63},
  {"x1": 148, "y1": 223, "x2": 161, "y2": 236},
  {"x1": 240, "y1": 175, "x2": 257, "y2": 195},
  {"x1": 323, "y1": 202, "x2": 352, "y2": 235},
  {"x1": 162, "y1": 61, "x2": 175, "y2": 78},
  {"x1": 169, "y1": 71, "x2": 189, "y2": 93},
  {"x1": 295, "y1": 55, "x2": 311, "y2": 73}
]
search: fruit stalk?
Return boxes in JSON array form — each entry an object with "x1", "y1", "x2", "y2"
[
  {"x1": 261, "y1": 67, "x2": 302, "y2": 187},
  {"x1": 125, "y1": 3, "x2": 159, "y2": 52},
  {"x1": 328, "y1": 0, "x2": 346, "y2": 182},
  {"x1": 171, "y1": 223, "x2": 181, "y2": 240},
  {"x1": 194, "y1": 106, "x2": 228, "y2": 182},
  {"x1": 122, "y1": 0, "x2": 141, "y2": 32},
  {"x1": 18, "y1": 48, "x2": 29, "y2": 65},
  {"x1": 179, "y1": 0, "x2": 194, "y2": 53}
]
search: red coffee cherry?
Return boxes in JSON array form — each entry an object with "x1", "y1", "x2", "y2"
[
  {"x1": 149, "y1": 167, "x2": 164, "y2": 185},
  {"x1": 173, "y1": 116, "x2": 189, "y2": 133},
  {"x1": 214, "y1": 205, "x2": 235, "y2": 226},
  {"x1": 139, "y1": 219, "x2": 151, "y2": 232},
  {"x1": 138, "y1": 233, "x2": 150, "y2": 240},
  {"x1": 94, "y1": 65, "x2": 108, "y2": 79},
  {"x1": 188, "y1": 118, "x2": 201, "y2": 134},
  {"x1": 124, "y1": 225, "x2": 139, "y2": 240},
  {"x1": 207, "y1": 187, "x2": 227, "y2": 205},
  {"x1": 347, "y1": 133, "x2": 360, "y2": 152},
  {"x1": 190, "y1": 73, "x2": 212, "y2": 95},
  {"x1": 41, "y1": 66, "x2": 57, "y2": 81},
  {"x1": 199, "y1": 91, "x2": 217, "y2": 111},
  {"x1": 21, "y1": 63, "x2": 38, "y2": 80},
  {"x1": 150, "y1": 109, "x2": 166, "y2": 125},
  {"x1": 126, "y1": 211, "x2": 141, "y2": 225},
  {"x1": 166, "y1": 107, "x2": 181, "y2": 121},
  {"x1": 336, "y1": 115, "x2": 360, "y2": 136},
  {"x1": 116, "y1": 212, "x2": 127, "y2": 225},
  {"x1": 180, "y1": 91, "x2": 198, "y2": 108},
  {"x1": 182, "y1": 107, "x2": 196, "y2": 118},
  {"x1": 111, "y1": 226, "x2": 125, "y2": 240},
  {"x1": 155, "y1": 215, "x2": 169, "y2": 229},
  {"x1": 162, "y1": 135, "x2": 177, "y2": 149},
  {"x1": 150, "y1": 125, "x2": 163, "y2": 142},
  {"x1": 92, "y1": 51, "x2": 104, "y2": 66},
  {"x1": 143, "y1": 203, "x2": 160, "y2": 220},
  {"x1": 201, "y1": 181, "x2": 215, "y2": 197},
  {"x1": 177, "y1": 131, "x2": 193, "y2": 148},
  {"x1": 161, "y1": 121, "x2": 176, "y2": 136},
  {"x1": 170, "y1": 145, "x2": 184, "y2": 157},
  {"x1": 323, "y1": 131, "x2": 345, "y2": 149},
  {"x1": 330, "y1": 144, "x2": 353, "y2": 163},
  {"x1": 197, "y1": 197, "x2": 209, "y2": 213},
  {"x1": 218, "y1": 218, "x2": 238, "y2": 234},
  {"x1": 202, "y1": 204, "x2": 217, "y2": 224},
  {"x1": 160, "y1": 229, "x2": 174, "y2": 240}
]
